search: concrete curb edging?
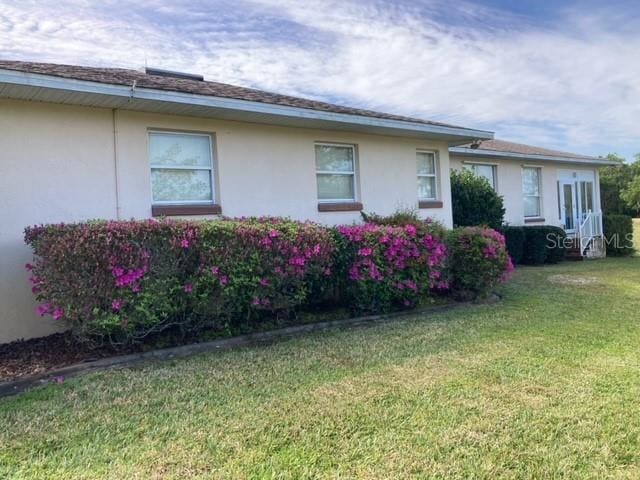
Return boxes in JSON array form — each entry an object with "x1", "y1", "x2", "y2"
[{"x1": 0, "y1": 302, "x2": 471, "y2": 399}]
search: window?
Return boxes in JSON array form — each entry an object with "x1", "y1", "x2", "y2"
[
  {"x1": 464, "y1": 163, "x2": 497, "y2": 190},
  {"x1": 149, "y1": 131, "x2": 214, "y2": 204},
  {"x1": 315, "y1": 143, "x2": 356, "y2": 202},
  {"x1": 417, "y1": 151, "x2": 437, "y2": 200},
  {"x1": 522, "y1": 167, "x2": 541, "y2": 217}
]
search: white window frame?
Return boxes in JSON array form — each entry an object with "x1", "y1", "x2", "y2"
[
  {"x1": 417, "y1": 150, "x2": 438, "y2": 200},
  {"x1": 148, "y1": 130, "x2": 215, "y2": 205},
  {"x1": 463, "y1": 161, "x2": 498, "y2": 191},
  {"x1": 315, "y1": 142, "x2": 358, "y2": 203},
  {"x1": 522, "y1": 166, "x2": 542, "y2": 218}
]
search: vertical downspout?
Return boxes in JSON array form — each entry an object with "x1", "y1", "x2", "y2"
[{"x1": 112, "y1": 108, "x2": 122, "y2": 219}]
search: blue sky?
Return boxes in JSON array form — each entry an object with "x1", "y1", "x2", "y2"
[{"x1": 1, "y1": 0, "x2": 638, "y2": 160}]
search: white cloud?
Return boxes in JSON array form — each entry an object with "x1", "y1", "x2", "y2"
[{"x1": 0, "y1": 0, "x2": 638, "y2": 158}]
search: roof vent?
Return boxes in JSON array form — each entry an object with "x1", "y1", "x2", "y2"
[{"x1": 145, "y1": 67, "x2": 204, "y2": 82}]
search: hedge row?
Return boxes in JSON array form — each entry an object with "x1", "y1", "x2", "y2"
[
  {"x1": 25, "y1": 218, "x2": 514, "y2": 347},
  {"x1": 500, "y1": 225, "x2": 567, "y2": 265},
  {"x1": 603, "y1": 214, "x2": 635, "y2": 256}
]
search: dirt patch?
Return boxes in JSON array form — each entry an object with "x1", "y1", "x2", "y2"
[
  {"x1": 0, "y1": 333, "x2": 133, "y2": 381},
  {"x1": 547, "y1": 274, "x2": 599, "y2": 286}
]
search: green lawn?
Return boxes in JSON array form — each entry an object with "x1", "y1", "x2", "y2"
[{"x1": 2, "y1": 258, "x2": 640, "y2": 479}]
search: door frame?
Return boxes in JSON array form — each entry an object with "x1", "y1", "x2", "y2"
[{"x1": 557, "y1": 169, "x2": 597, "y2": 236}]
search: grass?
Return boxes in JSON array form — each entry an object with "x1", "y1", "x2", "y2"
[{"x1": 2, "y1": 259, "x2": 640, "y2": 479}]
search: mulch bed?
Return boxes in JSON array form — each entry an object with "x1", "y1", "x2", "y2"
[{"x1": 0, "y1": 333, "x2": 136, "y2": 381}]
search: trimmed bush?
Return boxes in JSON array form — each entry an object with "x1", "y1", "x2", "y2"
[
  {"x1": 25, "y1": 217, "x2": 514, "y2": 348},
  {"x1": 544, "y1": 226, "x2": 567, "y2": 264},
  {"x1": 521, "y1": 227, "x2": 549, "y2": 265},
  {"x1": 446, "y1": 227, "x2": 514, "y2": 299},
  {"x1": 336, "y1": 223, "x2": 448, "y2": 314},
  {"x1": 520, "y1": 226, "x2": 567, "y2": 265},
  {"x1": 451, "y1": 170, "x2": 505, "y2": 229},
  {"x1": 500, "y1": 226, "x2": 526, "y2": 265},
  {"x1": 25, "y1": 218, "x2": 336, "y2": 345},
  {"x1": 603, "y1": 214, "x2": 635, "y2": 256},
  {"x1": 361, "y1": 207, "x2": 423, "y2": 227}
]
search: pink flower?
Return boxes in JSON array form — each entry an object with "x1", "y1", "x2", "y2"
[
  {"x1": 112, "y1": 267, "x2": 124, "y2": 278},
  {"x1": 24, "y1": 263, "x2": 33, "y2": 271},
  {"x1": 259, "y1": 278, "x2": 269, "y2": 287},
  {"x1": 131, "y1": 284, "x2": 141, "y2": 293},
  {"x1": 112, "y1": 299, "x2": 122, "y2": 311},
  {"x1": 36, "y1": 303, "x2": 50, "y2": 316},
  {"x1": 219, "y1": 275, "x2": 229, "y2": 285},
  {"x1": 184, "y1": 283, "x2": 193, "y2": 293},
  {"x1": 404, "y1": 224, "x2": 417, "y2": 236},
  {"x1": 259, "y1": 237, "x2": 272, "y2": 247},
  {"x1": 181, "y1": 238, "x2": 190, "y2": 249},
  {"x1": 269, "y1": 229, "x2": 280, "y2": 238},
  {"x1": 211, "y1": 266, "x2": 220, "y2": 275},
  {"x1": 52, "y1": 308, "x2": 64, "y2": 321},
  {"x1": 251, "y1": 297, "x2": 261, "y2": 306},
  {"x1": 289, "y1": 256, "x2": 306, "y2": 266},
  {"x1": 358, "y1": 247, "x2": 373, "y2": 257},
  {"x1": 404, "y1": 279, "x2": 418, "y2": 291}
]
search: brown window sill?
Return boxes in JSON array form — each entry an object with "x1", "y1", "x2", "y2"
[
  {"x1": 418, "y1": 200, "x2": 443, "y2": 209},
  {"x1": 318, "y1": 202, "x2": 363, "y2": 212},
  {"x1": 152, "y1": 204, "x2": 222, "y2": 217},
  {"x1": 524, "y1": 217, "x2": 545, "y2": 223}
]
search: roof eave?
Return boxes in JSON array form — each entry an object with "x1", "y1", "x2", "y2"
[
  {"x1": 0, "y1": 68, "x2": 494, "y2": 142},
  {"x1": 449, "y1": 146, "x2": 617, "y2": 166}
]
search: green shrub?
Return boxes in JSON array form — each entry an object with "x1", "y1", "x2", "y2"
[
  {"x1": 521, "y1": 227, "x2": 549, "y2": 265},
  {"x1": 520, "y1": 226, "x2": 567, "y2": 265},
  {"x1": 361, "y1": 207, "x2": 422, "y2": 227},
  {"x1": 603, "y1": 214, "x2": 635, "y2": 256},
  {"x1": 446, "y1": 227, "x2": 514, "y2": 299},
  {"x1": 500, "y1": 226, "x2": 526, "y2": 265},
  {"x1": 451, "y1": 170, "x2": 505, "y2": 229},
  {"x1": 544, "y1": 226, "x2": 567, "y2": 264}
]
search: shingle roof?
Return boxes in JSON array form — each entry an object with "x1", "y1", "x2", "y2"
[
  {"x1": 0, "y1": 60, "x2": 463, "y2": 130},
  {"x1": 456, "y1": 139, "x2": 600, "y2": 161}
]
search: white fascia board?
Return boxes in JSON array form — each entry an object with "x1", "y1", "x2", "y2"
[
  {"x1": 0, "y1": 69, "x2": 494, "y2": 140},
  {"x1": 449, "y1": 147, "x2": 618, "y2": 166}
]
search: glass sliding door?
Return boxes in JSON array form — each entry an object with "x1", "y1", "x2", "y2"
[{"x1": 579, "y1": 181, "x2": 594, "y2": 222}]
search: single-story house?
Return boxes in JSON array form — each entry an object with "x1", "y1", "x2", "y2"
[
  {"x1": 449, "y1": 139, "x2": 616, "y2": 256},
  {"x1": 0, "y1": 61, "x2": 615, "y2": 343}
]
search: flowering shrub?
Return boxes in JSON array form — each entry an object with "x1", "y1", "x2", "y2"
[
  {"x1": 24, "y1": 220, "x2": 198, "y2": 344},
  {"x1": 336, "y1": 222, "x2": 448, "y2": 314},
  {"x1": 24, "y1": 217, "x2": 513, "y2": 348},
  {"x1": 190, "y1": 217, "x2": 336, "y2": 327},
  {"x1": 24, "y1": 218, "x2": 335, "y2": 345},
  {"x1": 446, "y1": 227, "x2": 514, "y2": 298}
]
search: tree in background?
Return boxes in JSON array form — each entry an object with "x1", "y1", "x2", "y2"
[
  {"x1": 599, "y1": 153, "x2": 640, "y2": 217},
  {"x1": 621, "y1": 176, "x2": 640, "y2": 213},
  {"x1": 450, "y1": 169, "x2": 505, "y2": 229}
]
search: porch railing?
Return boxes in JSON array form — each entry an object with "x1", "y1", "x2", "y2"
[{"x1": 578, "y1": 211, "x2": 603, "y2": 255}]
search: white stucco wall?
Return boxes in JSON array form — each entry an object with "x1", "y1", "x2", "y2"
[
  {"x1": 114, "y1": 110, "x2": 453, "y2": 225},
  {"x1": 1, "y1": 99, "x2": 453, "y2": 343},
  {"x1": 450, "y1": 155, "x2": 600, "y2": 227},
  {"x1": 0, "y1": 100, "x2": 118, "y2": 342}
]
